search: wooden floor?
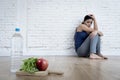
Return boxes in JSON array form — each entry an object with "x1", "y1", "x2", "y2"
[{"x1": 0, "y1": 56, "x2": 120, "y2": 80}]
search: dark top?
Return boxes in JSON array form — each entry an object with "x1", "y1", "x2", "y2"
[{"x1": 74, "y1": 31, "x2": 89, "y2": 51}]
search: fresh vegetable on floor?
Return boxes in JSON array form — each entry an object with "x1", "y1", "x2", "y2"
[{"x1": 20, "y1": 57, "x2": 48, "y2": 73}]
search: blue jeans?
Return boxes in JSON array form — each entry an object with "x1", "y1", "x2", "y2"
[{"x1": 76, "y1": 34, "x2": 101, "y2": 57}]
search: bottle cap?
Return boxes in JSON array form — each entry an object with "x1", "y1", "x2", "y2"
[{"x1": 15, "y1": 28, "x2": 20, "y2": 32}]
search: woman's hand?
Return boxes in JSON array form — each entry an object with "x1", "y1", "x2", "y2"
[
  {"x1": 88, "y1": 14, "x2": 95, "y2": 20},
  {"x1": 97, "y1": 31, "x2": 103, "y2": 36}
]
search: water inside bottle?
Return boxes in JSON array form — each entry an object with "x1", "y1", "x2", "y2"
[{"x1": 11, "y1": 28, "x2": 23, "y2": 72}]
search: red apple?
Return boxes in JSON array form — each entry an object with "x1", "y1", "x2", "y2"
[{"x1": 36, "y1": 58, "x2": 48, "y2": 71}]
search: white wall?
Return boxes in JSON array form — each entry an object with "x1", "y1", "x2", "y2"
[{"x1": 0, "y1": 0, "x2": 120, "y2": 56}]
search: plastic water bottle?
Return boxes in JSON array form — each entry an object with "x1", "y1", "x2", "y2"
[{"x1": 11, "y1": 28, "x2": 23, "y2": 72}]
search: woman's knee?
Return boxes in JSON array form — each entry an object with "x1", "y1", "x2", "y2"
[{"x1": 89, "y1": 31, "x2": 98, "y2": 38}]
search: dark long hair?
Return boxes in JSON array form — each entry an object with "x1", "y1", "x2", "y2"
[{"x1": 82, "y1": 15, "x2": 93, "y2": 24}]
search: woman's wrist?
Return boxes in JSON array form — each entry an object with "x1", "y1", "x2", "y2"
[{"x1": 93, "y1": 18, "x2": 96, "y2": 21}]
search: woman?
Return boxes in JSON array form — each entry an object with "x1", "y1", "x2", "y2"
[{"x1": 74, "y1": 14, "x2": 107, "y2": 59}]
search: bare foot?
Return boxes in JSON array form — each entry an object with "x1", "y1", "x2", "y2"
[
  {"x1": 97, "y1": 53, "x2": 108, "y2": 59},
  {"x1": 89, "y1": 53, "x2": 103, "y2": 59}
]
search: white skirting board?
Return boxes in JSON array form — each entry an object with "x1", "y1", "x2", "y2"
[{"x1": 1, "y1": 48, "x2": 120, "y2": 56}]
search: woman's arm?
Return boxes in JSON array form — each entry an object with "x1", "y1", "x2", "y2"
[
  {"x1": 81, "y1": 24, "x2": 94, "y2": 32},
  {"x1": 89, "y1": 14, "x2": 98, "y2": 30},
  {"x1": 76, "y1": 24, "x2": 94, "y2": 33},
  {"x1": 89, "y1": 14, "x2": 104, "y2": 36},
  {"x1": 93, "y1": 18, "x2": 98, "y2": 30}
]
